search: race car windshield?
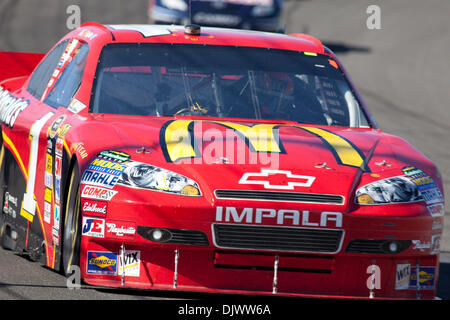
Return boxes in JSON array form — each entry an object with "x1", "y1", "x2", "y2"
[{"x1": 91, "y1": 43, "x2": 370, "y2": 127}]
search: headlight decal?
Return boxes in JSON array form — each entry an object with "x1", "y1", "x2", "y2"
[
  {"x1": 356, "y1": 166, "x2": 444, "y2": 205},
  {"x1": 81, "y1": 151, "x2": 201, "y2": 196},
  {"x1": 117, "y1": 161, "x2": 201, "y2": 196},
  {"x1": 356, "y1": 176, "x2": 422, "y2": 204}
]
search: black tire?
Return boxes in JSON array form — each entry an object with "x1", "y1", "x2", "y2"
[{"x1": 61, "y1": 162, "x2": 82, "y2": 276}]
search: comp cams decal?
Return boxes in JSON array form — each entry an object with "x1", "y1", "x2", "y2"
[
  {"x1": 159, "y1": 120, "x2": 368, "y2": 170},
  {"x1": 81, "y1": 185, "x2": 118, "y2": 201}
]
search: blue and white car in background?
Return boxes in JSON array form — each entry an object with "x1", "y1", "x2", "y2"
[{"x1": 149, "y1": 0, "x2": 283, "y2": 32}]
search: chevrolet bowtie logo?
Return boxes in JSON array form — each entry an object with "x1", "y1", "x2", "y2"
[{"x1": 239, "y1": 170, "x2": 316, "y2": 190}]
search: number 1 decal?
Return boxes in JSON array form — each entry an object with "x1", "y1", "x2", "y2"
[{"x1": 20, "y1": 112, "x2": 55, "y2": 222}]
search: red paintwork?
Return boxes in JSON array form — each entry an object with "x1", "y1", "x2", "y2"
[
  {"x1": 0, "y1": 23, "x2": 444, "y2": 299},
  {"x1": 0, "y1": 52, "x2": 44, "y2": 84}
]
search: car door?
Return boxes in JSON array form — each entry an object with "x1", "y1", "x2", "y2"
[{"x1": 0, "y1": 38, "x2": 89, "y2": 266}]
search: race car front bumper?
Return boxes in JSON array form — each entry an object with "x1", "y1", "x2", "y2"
[{"x1": 79, "y1": 199, "x2": 442, "y2": 299}]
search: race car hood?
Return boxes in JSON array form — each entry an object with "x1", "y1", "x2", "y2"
[{"x1": 78, "y1": 116, "x2": 436, "y2": 209}]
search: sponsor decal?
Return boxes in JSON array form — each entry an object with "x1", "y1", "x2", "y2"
[
  {"x1": 0, "y1": 87, "x2": 29, "y2": 128},
  {"x1": 57, "y1": 123, "x2": 72, "y2": 139},
  {"x1": 87, "y1": 158, "x2": 127, "y2": 176},
  {"x1": 47, "y1": 138, "x2": 53, "y2": 154},
  {"x1": 3, "y1": 192, "x2": 17, "y2": 218},
  {"x1": 45, "y1": 171, "x2": 53, "y2": 189},
  {"x1": 432, "y1": 219, "x2": 443, "y2": 231},
  {"x1": 55, "y1": 138, "x2": 64, "y2": 157},
  {"x1": 395, "y1": 264, "x2": 411, "y2": 290},
  {"x1": 105, "y1": 220, "x2": 136, "y2": 240},
  {"x1": 411, "y1": 239, "x2": 431, "y2": 252},
  {"x1": 81, "y1": 157, "x2": 127, "y2": 188},
  {"x1": 6, "y1": 193, "x2": 18, "y2": 207},
  {"x1": 54, "y1": 204, "x2": 60, "y2": 229},
  {"x1": 239, "y1": 169, "x2": 315, "y2": 190},
  {"x1": 426, "y1": 203, "x2": 444, "y2": 217},
  {"x1": 55, "y1": 177, "x2": 61, "y2": 205},
  {"x1": 48, "y1": 115, "x2": 66, "y2": 139},
  {"x1": 216, "y1": 206, "x2": 342, "y2": 228},
  {"x1": 45, "y1": 154, "x2": 53, "y2": 174},
  {"x1": 431, "y1": 234, "x2": 441, "y2": 254},
  {"x1": 44, "y1": 188, "x2": 52, "y2": 203},
  {"x1": 81, "y1": 170, "x2": 119, "y2": 188},
  {"x1": 81, "y1": 185, "x2": 118, "y2": 201},
  {"x1": 82, "y1": 217, "x2": 105, "y2": 238},
  {"x1": 52, "y1": 226, "x2": 60, "y2": 245},
  {"x1": 44, "y1": 201, "x2": 51, "y2": 224},
  {"x1": 409, "y1": 266, "x2": 436, "y2": 290},
  {"x1": 97, "y1": 150, "x2": 130, "y2": 163},
  {"x1": 81, "y1": 199, "x2": 107, "y2": 216},
  {"x1": 118, "y1": 250, "x2": 140, "y2": 277},
  {"x1": 67, "y1": 98, "x2": 87, "y2": 113},
  {"x1": 48, "y1": 115, "x2": 72, "y2": 139},
  {"x1": 87, "y1": 251, "x2": 117, "y2": 275},
  {"x1": 70, "y1": 142, "x2": 88, "y2": 159},
  {"x1": 55, "y1": 156, "x2": 62, "y2": 178},
  {"x1": 78, "y1": 30, "x2": 98, "y2": 41},
  {"x1": 402, "y1": 166, "x2": 443, "y2": 204}
]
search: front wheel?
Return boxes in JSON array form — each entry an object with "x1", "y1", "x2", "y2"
[{"x1": 61, "y1": 162, "x2": 82, "y2": 276}]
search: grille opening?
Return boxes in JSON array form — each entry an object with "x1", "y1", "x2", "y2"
[
  {"x1": 213, "y1": 224, "x2": 343, "y2": 253},
  {"x1": 137, "y1": 226, "x2": 209, "y2": 246},
  {"x1": 213, "y1": 250, "x2": 334, "y2": 273},
  {"x1": 345, "y1": 239, "x2": 411, "y2": 254}
]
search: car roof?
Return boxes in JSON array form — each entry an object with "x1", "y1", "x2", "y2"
[{"x1": 74, "y1": 22, "x2": 325, "y2": 54}]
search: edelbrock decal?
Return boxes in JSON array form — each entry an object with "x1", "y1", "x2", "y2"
[{"x1": 81, "y1": 199, "x2": 108, "y2": 216}]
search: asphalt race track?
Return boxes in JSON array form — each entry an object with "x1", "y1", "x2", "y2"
[{"x1": 0, "y1": 0, "x2": 449, "y2": 300}]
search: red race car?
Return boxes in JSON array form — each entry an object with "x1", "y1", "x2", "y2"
[{"x1": 0, "y1": 23, "x2": 444, "y2": 299}]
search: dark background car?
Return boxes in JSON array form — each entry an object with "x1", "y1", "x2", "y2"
[{"x1": 148, "y1": 0, "x2": 283, "y2": 32}]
